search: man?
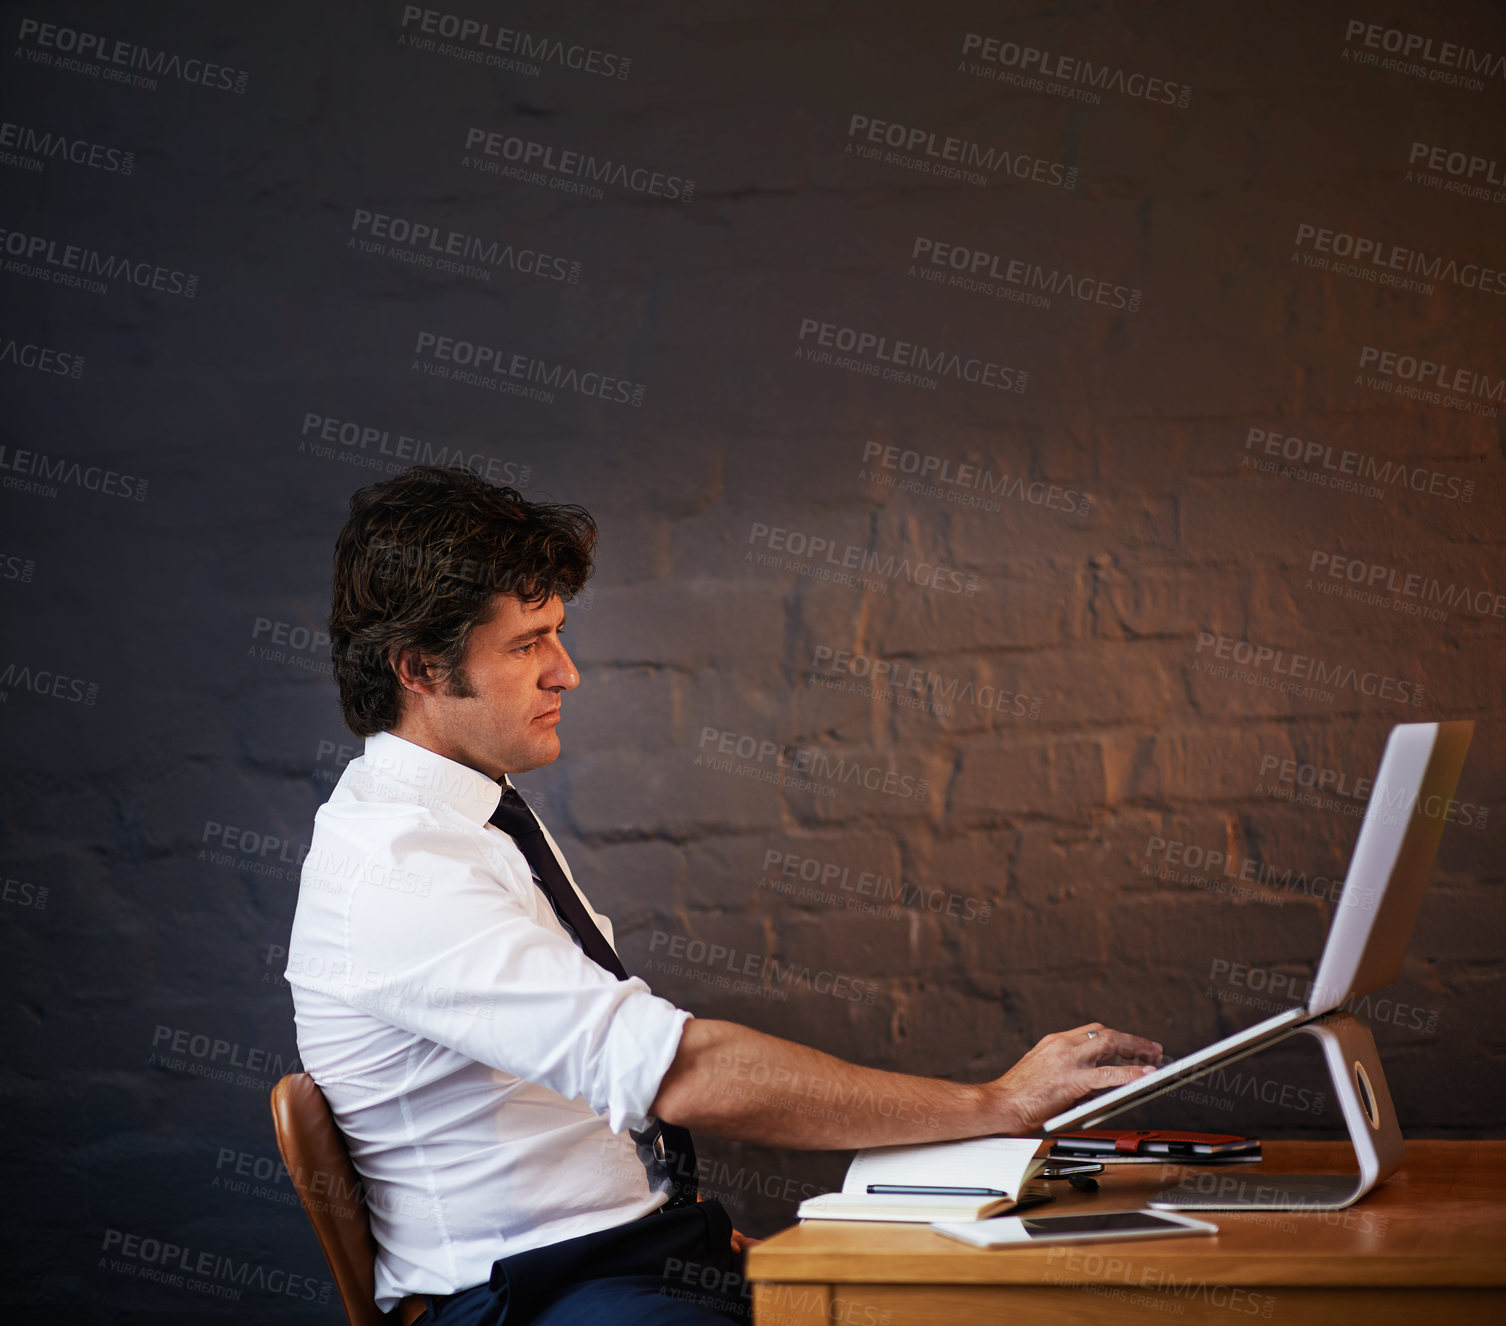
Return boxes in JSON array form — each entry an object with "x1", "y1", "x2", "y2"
[{"x1": 286, "y1": 465, "x2": 1161, "y2": 1325}]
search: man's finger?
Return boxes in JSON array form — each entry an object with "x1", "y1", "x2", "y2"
[
  {"x1": 1087, "y1": 1063, "x2": 1158, "y2": 1091},
  {"x1": 1062, "y1": 1022, "x2": 1106, "y2": 1040},
  {"x1": 1091, "y1": 1028, "x2": 1162, "y2": 1064}
]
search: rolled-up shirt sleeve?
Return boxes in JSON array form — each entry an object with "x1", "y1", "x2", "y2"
[{"x1": 327, "y1": 818, "x2": 689, "y2": 1134}]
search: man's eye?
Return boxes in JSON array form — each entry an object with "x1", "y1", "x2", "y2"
[{"x1": 518, "y1": 641, "x2": 537, "y2": 654}]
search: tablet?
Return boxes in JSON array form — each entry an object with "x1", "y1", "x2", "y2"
[{"x1": 932, "y1": 1208, "x2": 1219, "y2": 1248}]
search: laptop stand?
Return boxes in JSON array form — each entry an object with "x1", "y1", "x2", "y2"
[{"x1": 1148, "y1": 1011, "x2": 1404, "y2": 1212}]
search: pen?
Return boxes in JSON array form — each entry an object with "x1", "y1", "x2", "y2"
[{"x1": 866, "y1": 1185, "x2": 1009, "y2": 1196}]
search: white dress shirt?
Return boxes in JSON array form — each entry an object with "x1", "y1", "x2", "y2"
[{"x1": 285, "y1": 731, "x2": 691, "y2": 1312}]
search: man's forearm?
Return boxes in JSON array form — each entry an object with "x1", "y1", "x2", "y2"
[{"x1": 650, "y1": 1018, "x2": 994, "y2": 1149}]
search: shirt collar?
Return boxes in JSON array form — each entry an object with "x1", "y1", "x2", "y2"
[{"x1": 358, "y1": 731, "x2": 505, "y2": 826}]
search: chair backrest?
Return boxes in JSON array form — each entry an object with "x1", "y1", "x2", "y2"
[{"x1": 270, "y1": 1072, "x2": 388, "y2": 1326}]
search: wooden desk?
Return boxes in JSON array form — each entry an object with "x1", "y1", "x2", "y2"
[{"x1": 746, "y1": 1141, "x2": 1506, "y2": 1325}]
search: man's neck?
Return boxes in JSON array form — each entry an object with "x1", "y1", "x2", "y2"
[{"x1": 385, "y1": 722, "x2": 507, "y2": 782}]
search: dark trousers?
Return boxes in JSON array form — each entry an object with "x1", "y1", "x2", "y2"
[{"x1": 421, "y1": 1200, "x2": 752, "y2": 1326}]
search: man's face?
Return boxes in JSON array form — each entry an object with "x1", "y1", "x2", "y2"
[{"x1": 416, "y1": 593, "x2": 579, "y2": 779}]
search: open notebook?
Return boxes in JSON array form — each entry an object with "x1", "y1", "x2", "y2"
[{"x1": 796, "y1": 1137, "x2": 1052, "y2": 1223}]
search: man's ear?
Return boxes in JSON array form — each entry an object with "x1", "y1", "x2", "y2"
[{"x1": 390, "y1": 644, "x2": 443, "y2": 697}]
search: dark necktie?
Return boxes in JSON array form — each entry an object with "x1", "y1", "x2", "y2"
[{"x1": 488, "y1": 784, "x2": 699, "y2": 1208}]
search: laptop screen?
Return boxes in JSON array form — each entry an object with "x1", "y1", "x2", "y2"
[{"x1": 1308, "y1": 721, "x2": 1473, "y2": 1014}]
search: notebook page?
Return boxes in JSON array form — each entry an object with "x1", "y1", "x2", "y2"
[{"x1": 841, "y1": 1137, "x2": 1044, "y2": 1196}]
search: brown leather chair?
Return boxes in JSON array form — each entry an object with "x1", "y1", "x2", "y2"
[{"x1": 270, "y1": 1073, "x2": 428, "y2": 1326}]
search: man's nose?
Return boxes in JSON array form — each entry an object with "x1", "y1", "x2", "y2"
[{"x1": 547, "y1": 641, "x2": 580, "y2": 690}]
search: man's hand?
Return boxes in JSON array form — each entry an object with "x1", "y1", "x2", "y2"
[{"x1": 985, "y1": 1022, "x2": 1163, "y2": 1134}]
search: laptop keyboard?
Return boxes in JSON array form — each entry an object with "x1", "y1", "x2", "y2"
[{"x1": 1045, "y1": 1008, "x2": 1307, "y2": 1132}]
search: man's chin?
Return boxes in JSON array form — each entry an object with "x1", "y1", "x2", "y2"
[{"x1": 508, "y1": 734, "x2": 561, "y2": 775}]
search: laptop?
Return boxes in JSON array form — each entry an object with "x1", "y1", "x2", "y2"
[{"x1": 1044, "y1": 720, "x2": 1474, "y2": 1134}]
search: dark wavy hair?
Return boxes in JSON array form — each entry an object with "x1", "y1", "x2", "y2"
[{"x1": 329, "y1": 465, "x2": 596, "y2": 737}]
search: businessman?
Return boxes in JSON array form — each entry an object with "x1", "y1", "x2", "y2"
[{"x1": 285, "y1": 465, "x2": 1161, "y2": 1325}]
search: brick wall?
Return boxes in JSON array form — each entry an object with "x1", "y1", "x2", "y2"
[{"x1": 1, "y1": 0, "x2": 1502, "y2": 1311}]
